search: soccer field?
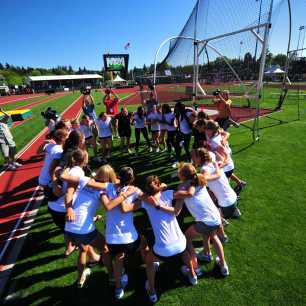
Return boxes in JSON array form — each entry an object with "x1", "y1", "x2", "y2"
[{"x1": 2, "y1": 87, "x2": 306, "y2": 306}]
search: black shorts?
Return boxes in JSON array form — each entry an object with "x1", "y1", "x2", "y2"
[
  {"x1": 99, "y1": 136, "x2": 112, "y2": 141},
  {"x1": 193, "y1": 221, "x2": 220, "y2": 235},
  {"x1": 224, "y1": 169, "x2": 234, "y2": 178},
  {"x1": 65, "y1": 229, "x2": 98, "y2": 246},
  {"x1": 151, "y1": 130, "x2": 160, "y2": 136},
  {"x1": 107, "y1": 236, "x2": 141, "y2": 256},
  {"x1": 152, "y1": 248, "x2": 186, "y2": 264},
  {"x1": 48, "y1": 206, "x2": 65, "y2": 232},
  {"x1": 85, "y1": 136, "x2": 93, "y2": 141},
  {"x1": 220, "y1": 203, "x2": 237, "y2": 219},
  {"x1": 118, "y1": 129, "x2": 131, "y2": 138}
]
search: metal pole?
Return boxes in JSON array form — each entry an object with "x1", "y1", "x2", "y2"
[
  {"x1": 296, "y1": 26, "x2": 303, "y2": 52},
  {"x1": 239, "y1": 41, "x2": 243, "y2": 60},
  {"x1": 193, "y1": 0, "x2": 199, "y2": 102},
  {"x1": 254, "y1": 0, "x2": 263, "y2": 61},
  {"x1": 278, "y1": 0, "x2": 292, "y2": 110},
  {"x1": 300, "y1": 26, "x2": 306, "y2": 56},
  {"x1": 253, "y1": 0, "x2": 274, "y2": 142}
]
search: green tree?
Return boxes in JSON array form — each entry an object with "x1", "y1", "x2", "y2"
[
  {"x1": 272, "y1": 54, "x2": 287, "y2": 67},
  {"x1": 31, "y1": 69, "x2": 42, "y2": 76}
]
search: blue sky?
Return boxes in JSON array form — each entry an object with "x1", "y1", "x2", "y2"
[{"x1": 0, "y1": 0, "x2": 305, "y2": 70}]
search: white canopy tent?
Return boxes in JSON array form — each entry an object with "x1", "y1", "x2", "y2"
[
  {"x1": 265, "y1": 66, "x2": 291, "y2": 84},
  {"x1": 112, "y1": 75, "x2": 127, "y2": 82},
  {"x1": 264, "y1": 66, "x2": 285, "y2": 75}
]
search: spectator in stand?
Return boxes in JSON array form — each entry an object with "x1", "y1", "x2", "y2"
[
  {"x1": 103, "y1": 88, "x2": 120, "y2": 138},
  {"x1": 115, "y1": 106, "x2": 132, "y2": 154},
  {"x1": 0, "y1": 108, "x2": 22, "y2": 170}
]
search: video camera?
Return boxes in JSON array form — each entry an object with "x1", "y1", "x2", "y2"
[
  {"x1": 81, "y1": 86, "x2": 91, "y2": 95},
  {"x1": 41, "y1": 107, "x2": 59, "y2": 121},
  {"x1": 212, "y1": 89, "x2": 221, "y2": 96}
]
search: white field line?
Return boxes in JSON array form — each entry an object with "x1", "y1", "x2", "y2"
[{"x1": 120, "y1": 93, "x2": 135, "y2": 101}]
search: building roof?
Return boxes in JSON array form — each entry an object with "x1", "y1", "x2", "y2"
[{"x1": 28, "y1": 74, "x2": 103, "y2": 82}]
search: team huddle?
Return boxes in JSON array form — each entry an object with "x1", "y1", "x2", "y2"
[{"x1": 38, "y1": 88, "x2": 246, "y2": 302}]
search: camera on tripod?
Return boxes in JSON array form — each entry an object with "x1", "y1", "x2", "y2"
[{"x1": 41, "y1": 107, "x2": 59, "y2": 122}]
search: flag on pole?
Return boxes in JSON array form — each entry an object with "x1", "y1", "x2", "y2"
[{"x1": 124, "y1": 42, "x2": 131, "y2": 50}]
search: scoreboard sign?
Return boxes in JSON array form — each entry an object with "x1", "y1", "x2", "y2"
[{"x1": 103, "y1": 54, "x2": 129, "y2": 76}]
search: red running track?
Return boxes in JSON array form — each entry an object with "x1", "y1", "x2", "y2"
[
  {"x1": 0, "y1": 94, "x2": 45, "y2": 105},
  {"x1": 0, "y1": 95, "x2": 83, "y2": 286}
]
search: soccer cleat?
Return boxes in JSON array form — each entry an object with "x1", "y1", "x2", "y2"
[
  {"x1": 181, "y1": 265, "x2": 204, "y2": 277},
  {"x1": 219, "y1": 235, "x2": 229, "y2": 244},
  {"x1": 240, "y1": 181, "x2": 247, "y2": 188},
  {"x1": 153, "y1": 261, "x2": 160, "y2": 271},
  {"x1": 77, "y1": 268, "x2": 91, "y2": 288},
  {"x1": 232, "y1": 207, "x2": 241, "y2": 218},
  {"x1": 222, "y1": 218, "x2": 230, "y2": 226},
  {"x1": 215, "y1": 256, "x2": 230, "y2": 277},
  {"x1": 145, "y1": 280, "x2": 158, "y2": 303},
  {"x1": 115, "y1": 288, "x2": 124, "y2": 299},
  {"x1": 121, "y1": 273, "x2": 128, "y2": 289},
  {"x1": 196, "y1": 251, "x2": 213, "y2": 263},
  {"x1": 172, "y1": 161, "x2": 179, "y2": 169},
  {"x1": 180, "y1": 266, "x2": 198, "y2": 285},
  {"x1": 149, "y1": 147, "x2": 153, "y2": 153},
  {"x1": 155, "y1": 147, "x2": 160, "y2": 153}
]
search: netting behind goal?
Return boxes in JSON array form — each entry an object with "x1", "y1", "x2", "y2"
[{"x1": 152, "y1": 0, "x2": 287, "y2": 112}]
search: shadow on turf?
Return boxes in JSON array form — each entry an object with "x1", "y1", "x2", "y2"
[{"x1": 3, "y1": 144, "x2": 227, "y2": 306}]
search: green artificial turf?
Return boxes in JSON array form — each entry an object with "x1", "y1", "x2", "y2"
[
  {"x1": 1, "y1": 95, "x2": 48, "y2": 111},
  {"x1": 2, "y1": 89, "x2": 306, "y2": 306}
]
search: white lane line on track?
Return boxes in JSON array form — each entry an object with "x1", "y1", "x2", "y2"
[
  {"x1": 0, "y1": 95, "x2": 83, "y2": 268},
  {"x1": 0, "y1": 94, "x2": 44, "y2": 105},
  {"x1": 0, "y1": 186, "x2": 42, "y2": 263}
]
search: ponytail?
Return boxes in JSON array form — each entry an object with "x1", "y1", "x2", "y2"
[{"x1": 178, "y1": 163, "x2": 207, "y2": 187}]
